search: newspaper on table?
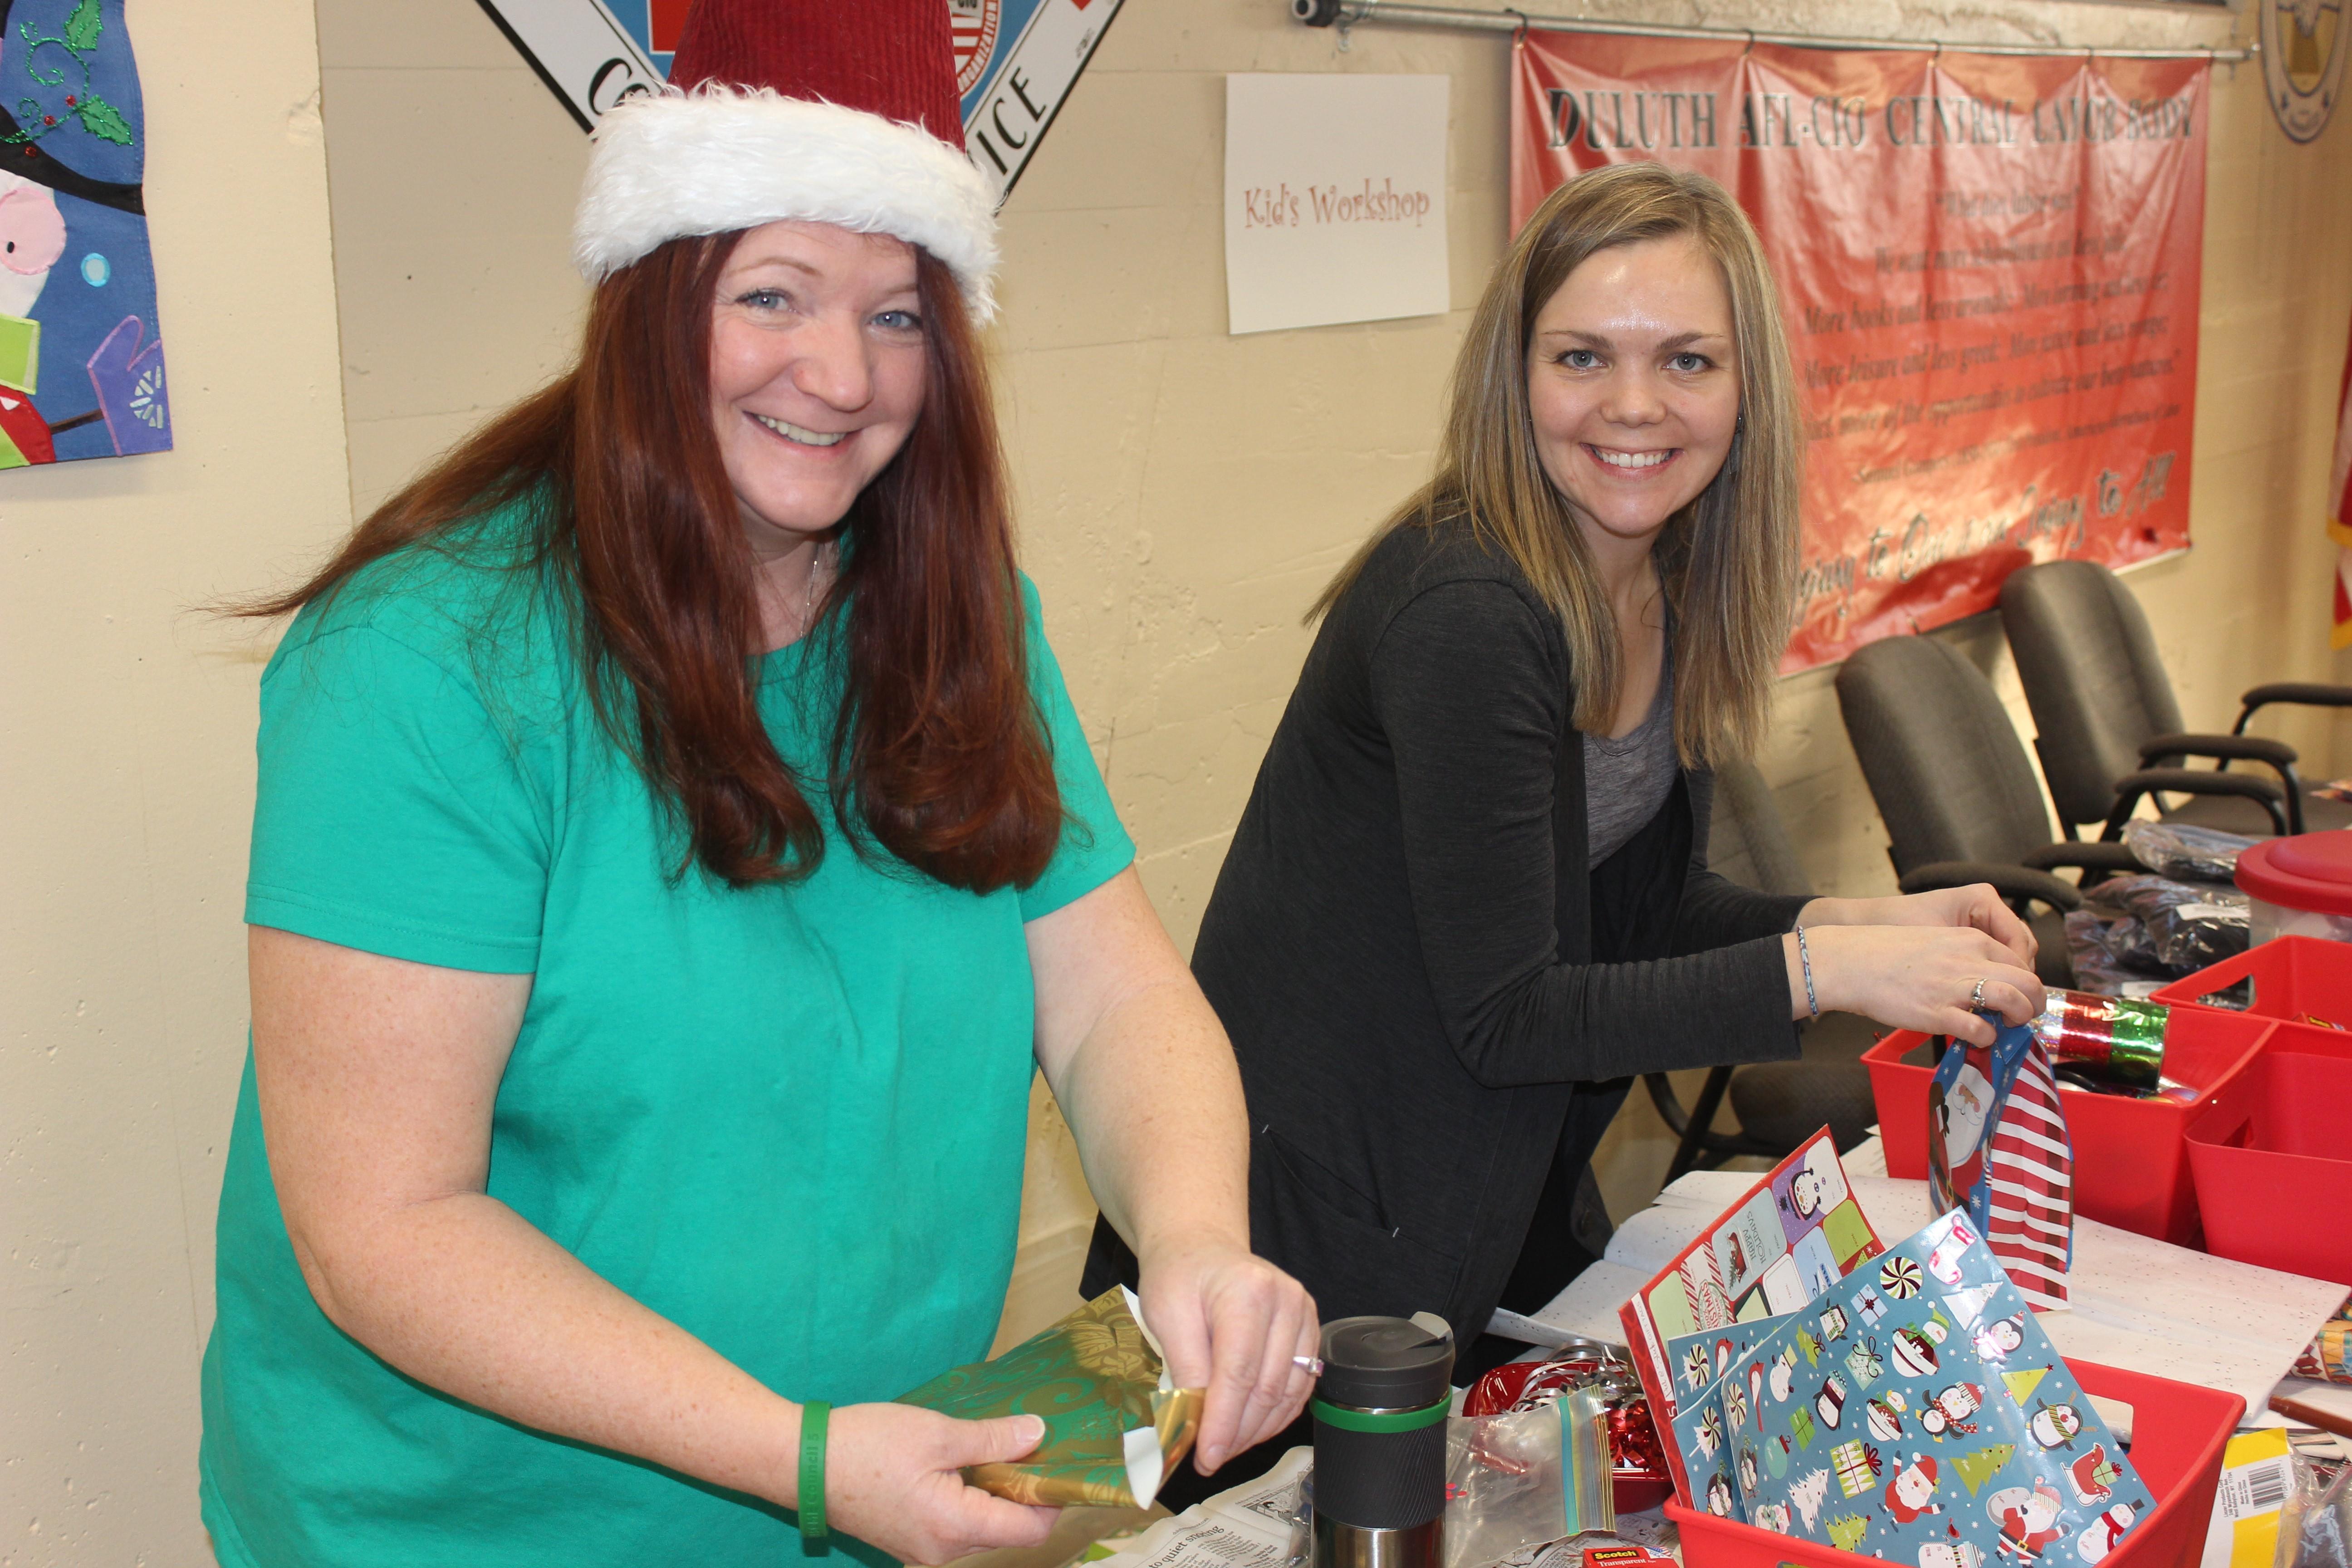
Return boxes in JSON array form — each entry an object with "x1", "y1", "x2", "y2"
[{"x1": 1082, "y1": 1446, "x2": 1313, "y2": 1568}]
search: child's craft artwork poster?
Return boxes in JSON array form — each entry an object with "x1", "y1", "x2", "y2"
[
  {"x1": 1621, "y1": 1131, "x2": 1887, "y2": 1497},
  {"x1": 1684, "y1": 1208, "x2": 2158, "y2": 1568},
  {"x1": 0, "y1": 0, "x2": 167, "y2": 468}
]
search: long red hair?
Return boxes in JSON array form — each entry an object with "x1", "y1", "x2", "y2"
[{"x1": 245, "y1": 231, "x2": 1063, "y2": 892}]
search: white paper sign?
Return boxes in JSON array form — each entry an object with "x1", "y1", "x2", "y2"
[{"x1": 1224, "y1": 74, "x2": 1450, "y2": 337}]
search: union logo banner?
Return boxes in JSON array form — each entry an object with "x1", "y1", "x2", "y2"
[{"x1": 1512, "y1": 34, "x2": 2207, "y2": 670}]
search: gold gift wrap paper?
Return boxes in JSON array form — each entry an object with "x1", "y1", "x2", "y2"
[{"x1": 897, "y1": 1287, "x2": 1204, "y2": 1508}]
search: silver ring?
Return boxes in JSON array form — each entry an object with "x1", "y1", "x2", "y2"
[{"x1": 1970, "y1": 977, "x2": 1987, "y2": 1009}]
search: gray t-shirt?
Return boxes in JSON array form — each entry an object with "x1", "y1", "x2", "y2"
[{"x1": 1584, "y1": 646, "x2": 1676, "y2": 867}]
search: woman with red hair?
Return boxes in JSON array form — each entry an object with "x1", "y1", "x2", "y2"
[{"x1": 196, "y1": 8, "x2": 1313, "y2": 1566}]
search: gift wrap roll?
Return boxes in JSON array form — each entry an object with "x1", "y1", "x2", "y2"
[{"x1": 2033, "y1": 991, "x2": 2167, "y2": 1090}]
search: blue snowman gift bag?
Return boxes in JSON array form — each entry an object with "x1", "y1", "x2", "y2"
[{"x1": 1686, "y1": 1207, "x2": 2155, "y2": 1568}]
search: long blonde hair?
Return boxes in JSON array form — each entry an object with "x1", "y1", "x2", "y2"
[{"x1": 1313, "y1": 162, "x2": 1798, "y2": 767}]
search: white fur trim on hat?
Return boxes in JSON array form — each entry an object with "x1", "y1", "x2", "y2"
[{"x1": 572, "y1": 85, "x2": 998, "y2": 322}]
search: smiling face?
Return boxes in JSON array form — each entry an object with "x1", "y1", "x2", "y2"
[
  {"x1": 707, "y1": 219, "x2": 929, "y2": 553},
  {"x1": 1524, "y1": 232, "x2": 1740, "y2": 556}
]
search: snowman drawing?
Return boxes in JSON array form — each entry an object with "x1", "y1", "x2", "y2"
[
  {"x1": 1867, "y1": 1392, "x2": 1908, "y2": 1442},
  {"x1": 2074, "y1": 1503, "x2": 2135, "y2": 1564},
  {"x1": 0, "y1": 169, "x2": 65, "y2": 465},
  {"x1": 1754, "y1": 1501, "x2": 1793, "y2": 1534},
  {"x1": 0, "y1": 172, "x2": 65, "y2": 320},
  {"x1": 1769, "y1": 1345, "x2": 1799, "y2": 1402},
  {"x1": 1706, "y1": 1473, "x2": 1735, "y2": 1516}
]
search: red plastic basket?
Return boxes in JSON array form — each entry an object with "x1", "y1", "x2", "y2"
[
  {"x1": 2186, "y1": 1020, "x2": 2352, "y2": 1284},
  {"x1": 1863, "y1": 1006, "x2": 2272, "y2": 1244},
  {"x1": 2151, "y1": 935, "x2": 2352, "y2": 1028},
  {"x1": 1666, "y1": 1359, "x2": 2243, "y2": 1568}
]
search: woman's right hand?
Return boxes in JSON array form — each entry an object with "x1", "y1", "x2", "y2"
[
  {"x1": 1787, "y1": 921, "x2": 2046, "y2": 1046},
  {"x1": 821, "y1": 1403, "x2": 1059, "y2": 1565}
]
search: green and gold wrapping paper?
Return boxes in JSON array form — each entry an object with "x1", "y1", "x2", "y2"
[{"x1": 898, "y1": 1287, "x2": 1204, "y2": 1508}]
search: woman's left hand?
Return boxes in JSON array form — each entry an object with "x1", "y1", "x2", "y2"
[
  {"x1": 1136, "y1": 1236, "x2": 1319, "y2": 1476},
  {"x1": 1802, "y1": 885, "x2": 2038, "y2": 975}
]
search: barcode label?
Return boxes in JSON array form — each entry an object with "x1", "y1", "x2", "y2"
[{"x1": 2220, "y1": 1456, "x2": 2294, "y2": 1520}]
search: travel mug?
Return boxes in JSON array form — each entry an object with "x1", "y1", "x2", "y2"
[{"x1": 1311, "y1": 1313, "x2": 1455, "y2": 1568}]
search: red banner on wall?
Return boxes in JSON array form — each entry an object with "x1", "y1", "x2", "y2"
[{"x1": 1512, "y1": 35, "x2": 2206, "y2": 669}]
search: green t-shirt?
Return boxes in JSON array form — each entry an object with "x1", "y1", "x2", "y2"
[{"x1": 198, "y1": 507, "x2": 1135, "y2": 1568}]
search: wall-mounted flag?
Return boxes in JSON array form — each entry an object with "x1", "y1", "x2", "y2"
[{"x1": 0, "y1": 0, "x2": 168, "y2": 469}]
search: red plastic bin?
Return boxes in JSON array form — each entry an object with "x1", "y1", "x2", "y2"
[
  {"x1": 1863, "y1": 1005, "x2": 2271, "y2": 1244},
  {"x1": 2151, "y1": 935, "x2": 2352, "y2": 1028},
  {"x1": 1666, "y1": 1359, "x2": 2243, "y2": 1568},
  {"x1": 2186, "y1": 1020, "x2": 2352, "y2": 1284}
]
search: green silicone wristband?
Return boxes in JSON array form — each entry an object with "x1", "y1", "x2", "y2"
[
  {"x1": 799, "y1": 1401, "x2": 831, "y2": 1547},
  {"x1": 1310, "y1": 1396, "x2": 1451, "y2": 1433}
]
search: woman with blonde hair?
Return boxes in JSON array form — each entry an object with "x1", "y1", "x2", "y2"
[{"x1": 1090, "y1": 162, "x2": 2042, "y2": 1490}]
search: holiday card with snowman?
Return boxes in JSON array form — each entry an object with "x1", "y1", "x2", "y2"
[
  {"x1": 1685, "y1": 1207, "x2": 2155, "y2": 1568},
  {"x1": 0, "y1": 0, "x2": 167, "y2": 468}
]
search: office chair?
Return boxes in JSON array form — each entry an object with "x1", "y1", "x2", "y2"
[
  {"x1": 1835, "y1": 634, "x2": 2149, "y2": 987},
  {"x1": 1999, "y1": 560, "x2": 2352, "y2": 839}
]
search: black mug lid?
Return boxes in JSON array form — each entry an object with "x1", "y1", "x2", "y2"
[{"x1": 1318, "y1": 1313, "x2": 1455, "y2": 1409}]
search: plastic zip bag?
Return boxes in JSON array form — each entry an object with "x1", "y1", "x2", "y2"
[
  {"x1": 2275, "y1": 1444, "x2": 2352, "y2": 1568},
  {"x1": 2080, "y1": 874, "x2": 2250, "y2": 975},
  {"x1": 1444, "y1": 1387, "x2": 1616, "y2": 1568},
  {"x1": 2119, "y1": 820, "x2": 2259, "y2": 883}
]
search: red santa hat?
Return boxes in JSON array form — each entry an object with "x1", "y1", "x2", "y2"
[{"x1": 570, "y1": 0, "x2": 998, "y2": 320}]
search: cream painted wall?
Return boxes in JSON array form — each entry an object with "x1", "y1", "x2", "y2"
[
  {"x1": 5, "y1": 0, "x2": 2335, "y2": 1559},
  {"x1": 0, "y1": 4, "x2": 352, "y2": 1565},
  {"x1": 310, "y1": 0, "x2": 2352, "y2": 1362}
]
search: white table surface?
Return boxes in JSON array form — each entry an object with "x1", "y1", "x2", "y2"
[{"x1": 1499, "y1": 1142, "x2": 2347, "y2": 1426}]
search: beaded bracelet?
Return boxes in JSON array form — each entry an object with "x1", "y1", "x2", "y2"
[
  {"x1": 1794, "y1": 925, "x2": 1820, "y2": 1019},
  {"x1": 799, "y1": 1401, "x2": 832, "y2": 1549}
]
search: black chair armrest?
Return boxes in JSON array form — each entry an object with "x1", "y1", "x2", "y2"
[
  {"x1": 2139, "y1": 730, "x2": 2299, "y2": 769},
  {"x1": 2020, "y1": 841, "x2": 2146, "y2": 877},
  {"x1": 1898, "y1": 860, "x2": 2083, "y2": 913},
  {"x1": 2102, "y1": 766, "x2": 2290, "y2": 838},
  {"x1": 2236, "y1": 682, "x2": 2352, "y2": 732}
]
